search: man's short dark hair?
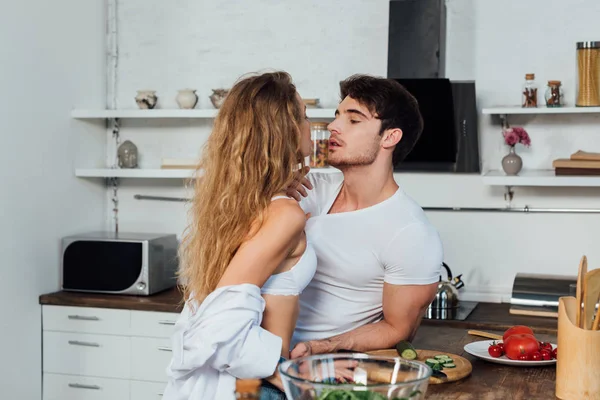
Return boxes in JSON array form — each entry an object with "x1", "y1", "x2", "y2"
[{"x1": 339, "y1": 74, "x2": 424, "y2": 163}]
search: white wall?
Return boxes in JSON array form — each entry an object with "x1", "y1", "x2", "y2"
[
  {"x1": 108, "y1": 0, "x2": 600, "y2": 302},
  {"x1": 0, "y1": 1, "x2": 106, "y2": 398}
]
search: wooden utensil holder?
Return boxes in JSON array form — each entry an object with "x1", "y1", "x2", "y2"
[{"x1": 556, "y1": 296, "x2": 600, "y2": 399}]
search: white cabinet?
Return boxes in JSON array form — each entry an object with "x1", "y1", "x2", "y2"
[{"x1": 42, "y1": 305, "x2": 178, "y2": 400}]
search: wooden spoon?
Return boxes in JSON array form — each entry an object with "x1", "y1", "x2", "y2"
[
  {"x1": 576, "y1": 255, "x2": 587, "y2": 328},
  {"x1": 591, "y1": 291, "x2": 600, "y2": 331},
  {"x1": 583, "y1": 269, "x2": 600, "y2": 329},
  {"x1": 467, "y1": 330, "x2": 503, "y2": 341}
]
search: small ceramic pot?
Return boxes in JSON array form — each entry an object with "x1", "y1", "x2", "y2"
[
  {"x1": 209, "y1": 89, "x2": 229, "y2": 109},
  {"x1": 135, "y1": 90, "x2": 158, "y2": 109},
  {"x1": 176, "y1": 89, "x2": 198, "y2": 109},
  {"x1": 502, "y1": 146, "x2": 522, "y2": 175},
  {"x1": 117, "y1": 140, "x2": 138, "y2": 168}
]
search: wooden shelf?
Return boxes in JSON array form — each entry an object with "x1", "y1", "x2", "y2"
[
  {"x1": 71, "y1": 108, "x2": 336, "y2": 119},
  {"x1": 75, "y1": 167, "x2": 341, "y2": 179},
  {"x1": 482, "y1": 170, "x2": 600, "y2": 187},
  {"x1": 481, "y1": 106, "x2": 600, "y2": 115}
]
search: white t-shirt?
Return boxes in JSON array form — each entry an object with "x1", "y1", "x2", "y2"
[{"x1": 292, "y1": 171, "x2": 443, "y2": 346}]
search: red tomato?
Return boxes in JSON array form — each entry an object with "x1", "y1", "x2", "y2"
[
  {"x1": 539, "y1": 342, "x2": 553, "y2": 352},
  {"x1": 531, "y1": 352, "x2": 542, "y2": 361},
  {"x1": 497, "y1": 342, "x2": 505, "y2": 352},
  {"x1": 518, "y1": 354, "x2": 531, "y2": 361},
  {"x1": 540, "y1": 349, "x2": 552, "y2": 360},
  {"x1": 488, "y1": 343, "x2": 503, "y2": 358},
  {"x1": 503, "y1": 325, "x2": 535, "y2": 342},
  {"x1": 504, "y1": 333, "x2": 540, "y2": 360},
  {"x1": 552, "y1": 348, "x2": 558, "y2": 360}
]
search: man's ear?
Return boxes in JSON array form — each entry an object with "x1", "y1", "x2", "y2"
[{"x1": 381, "y1": 128, "x2": 403, "y2": 149}]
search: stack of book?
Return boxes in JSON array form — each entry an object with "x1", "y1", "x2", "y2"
[
  {"x1": 160, "y1": 158, "x2": 198, "y2": 169},
  {"x1": 552, "y1": 151, "x2": 600, "y2": 176}
]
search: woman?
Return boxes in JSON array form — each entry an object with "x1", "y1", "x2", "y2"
[{"x1": 163, "y1": 71, "x2": 317, "y2": 400}]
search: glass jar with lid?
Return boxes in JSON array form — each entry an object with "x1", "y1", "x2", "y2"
[
  {"x1": 522, "y1": 73, "x2": 538, "y2": 108},
  {"x1": 545, "y1": 80, "x2": 564, "y2": 107},
  {"x1": 310, "y1": 122, "x2": 330, "y2": 168},
  {"x1": 576, "y1": 41, "x2": 600, "y2": 107}
]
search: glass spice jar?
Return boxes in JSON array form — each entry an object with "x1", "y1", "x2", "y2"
[
  {"x1": 310, "y1": 122, "x2": 330, "y2": 168},
  {"x1": 545, "y1": 80, "x2": 563, "y2": 107},
  {"x1": 522, "y1": 73, "x2": 538, "y2": 108}
]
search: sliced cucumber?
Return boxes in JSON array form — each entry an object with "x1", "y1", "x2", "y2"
[
  {"x1": 425, "y1": 358, "x2": 439, "y2": 368},
  {"x1": 433, "y1": 355, "x2": 448, "y2": 360},
  {"x1": 431, "y1": 363, "x2": 443, "y2": 371},
  {"x1": 442, "y1": 362, "x2": 456, "y2": 368},
  {"x1": 395, "y1": 340, "x2": 418, "y2": 360}
]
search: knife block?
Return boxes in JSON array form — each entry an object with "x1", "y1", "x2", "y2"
[{"x1": 555, "y1": 296, "x2": 600, "y2": 399}]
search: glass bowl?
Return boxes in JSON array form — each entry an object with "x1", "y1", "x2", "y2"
[{"x1": 278, "y1": 353, "x2": 432, "y2": 400}]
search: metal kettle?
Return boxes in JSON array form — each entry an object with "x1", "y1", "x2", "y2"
[{"x1": 426, "y1": 262, "x2": 465, "y2": 319}]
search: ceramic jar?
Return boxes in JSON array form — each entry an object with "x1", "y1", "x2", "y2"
[
  {"x1": 501, "y1": 146, "x2": 522, "y2": 175},
  {"x1": 118, "y1": 140, "x2": 138, "y2": 168},
  {"x1": 176, "y1": 89, "x2": 198, "y2": 109},
  {"x1": 210, "y1": 89, "x2": 229, "y2": 109},
  {"x1": 135, "y1": 90, "x2": 158, "y2": 109}
]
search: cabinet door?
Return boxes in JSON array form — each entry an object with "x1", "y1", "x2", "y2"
[
  {"x1": 43, "y1": 373, "x2": 128, "y2": 400},
  {"x1": 130, "y1": 310, "x2": 178, "y2": 338},
  {"x1": 130, "y1": 380, "x2": 167, "y2": 400},
  {"x1": 131, "y1": 337, "x2": 172, "y2": 382},
  {"x1": 43, "y1": 305, "x2": 130, "y2": 335},
  {"x1": 43, "y1": 331, "x2": 130, "y2": 379}
]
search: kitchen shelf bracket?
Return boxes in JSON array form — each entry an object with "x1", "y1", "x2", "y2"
[
  {"x1": 105, "y1": 177, "x2": 120, "y2": 233},
  {"x1": 504, "y1": 185, "x2": 514, "y2": 207}
]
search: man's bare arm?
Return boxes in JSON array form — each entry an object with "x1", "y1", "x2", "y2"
[{"x1": 291, "y1": 282, "x2": 437, "y2": 356}]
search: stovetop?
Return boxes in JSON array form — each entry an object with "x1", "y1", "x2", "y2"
[{"x1": 424, "y1": 300, "x2": 479, "y2": 321}]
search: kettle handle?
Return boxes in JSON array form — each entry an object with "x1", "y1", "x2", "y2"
[{"x1": 441, "y1": 262, "x2": 453, "y2": 281}]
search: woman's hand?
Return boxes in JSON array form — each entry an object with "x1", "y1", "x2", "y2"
[{"x1": 286, "y1": 166, "x2": 313, "y2": 201}]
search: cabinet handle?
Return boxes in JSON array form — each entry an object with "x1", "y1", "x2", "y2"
[
  {"x1": 158, "y1": 320, "x2": 176, "y2": 325},
  {"x1": 68, "y1": 340, "x2": 100, "y2": 347},
  {"x1": 157, "y1": 346, "x2": 172, "y2": 352},
  {"x1": 68, "y1": 383, "x2": 101, "y2": 390},
  {"x1": 68, "y1": 315, "x2": 99, "y2": 321},
  {"x1": 158, "y1": 393, "x2": 164, "y2": 396}
]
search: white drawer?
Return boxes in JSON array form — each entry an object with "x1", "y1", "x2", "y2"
[
  {"x1": 43, "y1": 373, "x2": 128, "y2": 400},
  {"x1": 131, "y1": 337, "x2": 172, "y2": 382},
  {"x1": 131, "y1": 380, "x2": 167, "y2": 400},
  {"x1": 43, "y1": 331, "x2": 130, "y2": 379},
  {"x1": 130, "y1": 310, "x2": 178, "y2": 338},
  {"x1": 42, "y1": 305, "x2": 130, "y2": 335}
]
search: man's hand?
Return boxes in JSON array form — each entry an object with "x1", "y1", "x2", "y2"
[
  {"x1": 290, "y1": 341, "x2": 312, "y2": 359},
  {"x1": 286, "y1": 166, "x2": 313, "y2": 201}
]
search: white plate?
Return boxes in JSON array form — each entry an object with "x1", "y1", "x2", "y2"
[{"x1": 463, "y1": 340, "x2": 557, "y2": 366}]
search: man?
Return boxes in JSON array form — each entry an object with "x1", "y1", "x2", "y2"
[{"x1": 288, "y1": 74, "x2": 443, "y2": 358}]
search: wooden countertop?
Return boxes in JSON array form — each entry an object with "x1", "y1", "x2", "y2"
[
  {"x1": 38, "y1": 286, "x2": 558, "y2": 334},
  {"x1": 414, "y1": 325, "x2": 557, "y2": 399}
]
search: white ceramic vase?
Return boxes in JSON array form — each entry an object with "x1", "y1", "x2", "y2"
[
  {"x1": 176, "y1": 89, "x2": 198, "y2": 109},
  {"x1": 135, "y1": 90, "x2": 158, "y2": 109}
]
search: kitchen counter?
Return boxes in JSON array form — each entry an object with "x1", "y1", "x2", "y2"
[
  {"x1": 39, "y1": 287, "x2": 558, "y2": 334},
  {"x1": 414, "y1": 325, "x2": 557, "y2": 399}
]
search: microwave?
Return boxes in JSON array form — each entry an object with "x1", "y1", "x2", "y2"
[{"x1": 61, "y1": 231, "x2": 179, "y2": 296}]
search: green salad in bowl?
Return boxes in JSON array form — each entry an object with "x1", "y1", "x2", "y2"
[{"x1": 278, "y1": 353, "x2": 432, "y2": 400}]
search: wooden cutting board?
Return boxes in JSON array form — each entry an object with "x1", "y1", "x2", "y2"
[{"x1": 367, "y1": 349, "x2": 472, "y2": 384}]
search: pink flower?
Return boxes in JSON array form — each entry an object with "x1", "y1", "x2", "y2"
[
  {"x1": 503, "y1": 129, "x2": 519, "y2": 146},
  {"x1": 512, "y1": 127, "x2": 531, "y2": 147},
  {"x1": 503, "y1": 126, "x2": 531, "y2": 147}
]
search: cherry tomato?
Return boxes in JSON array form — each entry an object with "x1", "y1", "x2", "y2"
[
  {"x1": 518, "y1": 354, "x2": 531, "y2": 361},
  {"x1": 540, "y1": 349, "x2": 552, "y2": 360},
  {"x1": 497, "y1": 342, "x2": 505, "y2": 352},
  {"x1": 504, "y1": 333, "x2": 540, "y2": 360},
  {"x1": 531, "y1": 351, "x2": 542, "y2": 361},
  {"x1": 488, "y1": 343, "x2": 503, "y2": 358},
  {"x1": 539, "y1": 342, "x2": 553, "y2": 352},
  {"x1": 503, "y1": 325, "x2": 535, "y2": 342},
  {"x1": 552, "y1": 348, "x2": 558, "y2": 360}
]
